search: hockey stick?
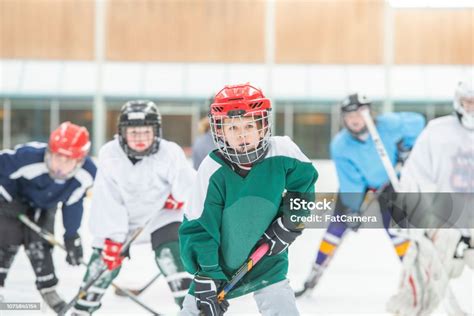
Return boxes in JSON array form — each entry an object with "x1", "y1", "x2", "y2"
[
  {"x1": 360, "y1": 109, "x2": 465, "y2": 315},
  {"x1": 114, "y1": 272, "x2": 161, "y2": 297},
  {"x1": 217, "y1": 242, "x2": 270, "y2": 303},
  {"x1": 17, "y1": 214, "x2": 161, "y2": 316},
  {"x1": 196, "y1": 243, "x2": 269, "y2": 316},
  {"x1": 55, "y1": 221, "x2": 161, "y2": 316}
]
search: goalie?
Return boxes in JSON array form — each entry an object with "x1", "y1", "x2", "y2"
[{"x1": 387, "y1": 79, "x2": 474, "y2": 315}]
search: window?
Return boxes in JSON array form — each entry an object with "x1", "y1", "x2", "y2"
[
  {"x1": 393, "y1": 101, "x2": 453, "y2": 123},
  {"x1": 106, "y1": 100, "x2": 194, "y2": 155},
  {"x1": 161, "y1": 114, "x2": 192, "y2": 149},
  {"x1": 393, "y1": 102, "x2": 427, "y2": 116},
  {"x1": 433, "y1": 102, "x2": 453, "y2": 119},
  {"x1": 0, "y1": 106, "x2": 3, "y2": 148},
  {"x1": 106, "y1": 108, "x2": 121, "y2": 142},
  {"x1": 58, "y1": 100, "x2": 94, "y2": 145},
  {"x1": 292, "y1": 103, "x2": 333, "y2": 159},
  {"x1": 10, "y1": 99, "x2": 50, "y2": 147}
]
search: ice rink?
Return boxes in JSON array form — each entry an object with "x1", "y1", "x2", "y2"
[{"x1": 1, "y1": 201, "x2": 473, "y2": 316}]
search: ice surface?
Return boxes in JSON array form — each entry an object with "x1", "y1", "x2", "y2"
[{"x1": 1, "y1": 201, "x2": 472, "y2": 315}]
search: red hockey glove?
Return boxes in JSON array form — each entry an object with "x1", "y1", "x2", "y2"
[
  {"x1": 101, "y1": 239, "x2": 124, "y2": 270},
  {"x1": 164, "y1": 194, "x2": 184, "y2": 210}
]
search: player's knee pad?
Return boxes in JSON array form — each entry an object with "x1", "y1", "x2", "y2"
[
  {"x1": 152, "y1": 223, "x2": 192, "y2": 307},
  {"x1": 24, "y1": 241, "x2": 58, "y2": 290},
  {"x1": 73, "y1": 250, "x2": 120, "y2": 313},
  {"x1": 154, "y1": 241, "x2": 192, "y2": 308},
  {"x1": 84, "y1": 249, "x2": 121, "y2": 288}
]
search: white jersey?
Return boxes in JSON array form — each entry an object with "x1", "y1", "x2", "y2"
[
  {"x1": 400, "y1": 115, "x2": 474, "y2": 193},
  {"x1": 89, "y1": 138, "x2": 196, "y2": 248}
]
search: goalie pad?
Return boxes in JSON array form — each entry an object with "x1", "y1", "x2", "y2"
[{"x1": 386, "y1": 229, "x2": 462, "y2": 316}]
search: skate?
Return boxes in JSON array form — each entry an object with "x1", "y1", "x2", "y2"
[
  {"x1": 295, "y1": 263, "x2": 324, "y2": 297},
  {"x1": 70, "y1": 307, "x2": 92, "y2": 316},
  {"x1": 40, "y1": 287, "x2": 66, "y2": 313}
]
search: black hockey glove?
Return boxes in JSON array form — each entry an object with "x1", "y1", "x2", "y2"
[
  {"x1": 0, "y1": 199, "x2": 27, "y2": 219},
  {"x1": 260, "y1": 216, "x2": 302, "y2": 256},
  {"x1": 194, "y1": 275, "x2": 229, "y2": 316},
  {"x1": 396, "y1": 140, "x2": 411, "y2": 165},
  {"x1": 64, "y1": 233, "x2": 83, "y2": 266}
]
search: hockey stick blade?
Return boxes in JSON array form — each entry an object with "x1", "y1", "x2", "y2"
[
  {"x1": 114, "y1": 272, "x2": 162, "y2": 297},
  {"x1": 115, "y1": 288, "x2": 141, "y2": 297}
]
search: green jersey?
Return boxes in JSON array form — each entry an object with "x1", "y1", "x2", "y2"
[{"x1": 179, "y1": 136, "x2": 318, "y2": 298}]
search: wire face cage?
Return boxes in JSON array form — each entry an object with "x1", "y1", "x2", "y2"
[{"x1": 209, "y1": 110, "x2": 272, "y2": 165}]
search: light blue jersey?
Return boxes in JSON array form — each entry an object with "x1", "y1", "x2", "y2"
[{"x1": 330, "y1": 112, "x2": 425, "y2": 210}]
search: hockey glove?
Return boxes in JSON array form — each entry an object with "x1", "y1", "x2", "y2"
[
  {"x1": 64, "y1": 233, "x2": 83, "y2": 266},
  {"x1": 194, "y1": 275, "x2": 229, "y2": 316},
  {"x1": 396, "y1": 140, "x2": 411, "y2": 165},
  {"x1": 0, "y1": 199, "x2": 27, "y2": 218},
  {"x1": 101, "y1": 239, "x2": 124, "y2": 270},
  {"x1": 260, "y1": 216, "x2": 302, "y2": 256},
  {"x1": 164, "y1": 194, "x2": 184, "y2": 210}
]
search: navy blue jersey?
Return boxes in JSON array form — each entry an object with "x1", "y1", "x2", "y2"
[
  {"x1": 330, "y1": 112, "x2": 425, "y2": 211},
  {"x1": 0, "y1": 142, "x2": 96, "y2": 238}
]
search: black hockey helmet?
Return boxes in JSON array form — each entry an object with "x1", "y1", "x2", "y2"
[
  {"x1": 339, "y1": 93, "x2": 371, "y2": 138},
  {"x1": 340, "y1": 93, "x2": 371, "y2": 113},
  {"x1": 118, "y1": 100, "x2": 162, "y2": 159}
]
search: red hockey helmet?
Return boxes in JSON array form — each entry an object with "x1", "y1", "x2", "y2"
[
  {"x1": 48, "y1": 121, "x2": 91, "y2": 160},
  {"x1": 209, "y1": 83, "x2": 272, "y2": 165},
  {"x1": 210, "y1": 83, "x2": 271, "y2": 117}
]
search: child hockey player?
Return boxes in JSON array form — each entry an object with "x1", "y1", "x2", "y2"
[
  {"x1": 179, "y1": 83, "x2": 318, "y2": 316},
  {"x1": 0, "y1": 122, "x2": 96, "y2": 312},
  {"x1": 71, "y1": 100, "x2": 196, "y2": 315},
  {"x1": 387, "y1": 79, "x2": 474, "y2": 315},
  {"x1": 298, "y1": 93, "x2": 425, "y2": 296}
]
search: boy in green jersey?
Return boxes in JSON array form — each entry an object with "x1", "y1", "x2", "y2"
[{"x1": 179, "y1": 83, "x2": 318, "y2": 316}]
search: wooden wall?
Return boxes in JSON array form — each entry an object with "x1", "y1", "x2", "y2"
[
  {"x1": 106, "y1": 0, "x2": 264, "y2": 62},
  {"x1": 0, "y1": 0, "x2": 94, "y2": 60},
  {"x1": 0, "y1": 0, "x2": 472, "y2": 64},
  {"x1": 395, "y1": 9, "x2": 474, "y2": 64},
  {"x1": 276, "y1": 0, "x2": 384, "y2": 64}
]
